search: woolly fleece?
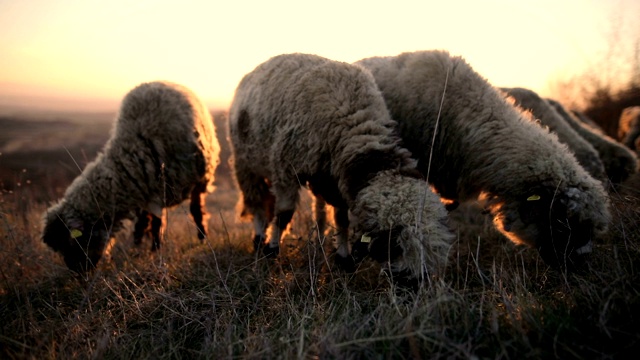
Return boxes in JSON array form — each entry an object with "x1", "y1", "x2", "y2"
[
  {"x1": 42, "y1": 81, "x2": 219, "y2": 272},
  {"x1": 356, "y1": 50, "x2": 610, "y2": 268},
  {"x1": 502, "y1": 87, "x2": 607, "y2": 182},
  {"x1": 228, "y1": 53, "x2": 454, "y2": 279},
  {"x1": 547, "y1": 98, "x2": 638, "y2": 185}
]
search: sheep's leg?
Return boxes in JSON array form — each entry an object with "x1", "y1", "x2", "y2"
[
  {"x1": 264, "y1": 209, "x2": 294, "y2": 258},
  {"x1": 189, "y1": 183, "x2": 209, "y2": 241},
  {"x1": 150, "y1": 212, "x2": 163, "y2": 251},
  {"x1": 236, "y1": 172, "x2": 275, "y2": 252},
  {"x1": 334, "y1": 207, "x2": 349, "y2": 258},
  {"x1": 333, "y1": 207, "x2": 357, "y2": 272},
  {"x1": 314, "y1": 195, "x2": 327, "y2": 240},
  {"x1": 133, "y1": 209, "x2": 151, "y2": 245},
  {"x1": 251, "y1": 193, "x2": 275, "y2": 252},
  {"x1": 264, "y1": 184, "x2": 299, "y2": 257}
]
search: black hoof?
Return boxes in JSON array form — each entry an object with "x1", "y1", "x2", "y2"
[
  {"x1": 334, "y1": 253, "x2": 356, "y2": 273},
  {"x1": 262, "y1": 244, "x2": 280, "y2": 258}
]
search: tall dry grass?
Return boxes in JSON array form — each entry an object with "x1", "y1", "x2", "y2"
[
  {"x1": 1, "y1": 170, "x2": 640, "y2": 359},
  {"x1": 1, "y1": 112, "x2": 640, "y2": 358}
]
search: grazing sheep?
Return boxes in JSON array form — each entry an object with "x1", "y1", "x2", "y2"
[
  {"x1": 619, "y1": 106, "x2": 640, "y2": 152},
  {"x1": 547, "y1": 98, "x2": 638, "y2": 185},
  {"x1": 356, "y1": 51, "x2": 610, "y2": 269},
  {"x1": 501, "y1": 87, "x2": 607, "y2": 182},
  {"x1": 42, "y1": 81, "x2": 220, "y2": 273},
  {"x1": 229, "y1": 53, "x2": 454, "y2": 283}
]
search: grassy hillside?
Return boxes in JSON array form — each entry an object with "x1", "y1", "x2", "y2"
[{"x1": 1, "y1": 111, "x2": 639, "y2": 359}]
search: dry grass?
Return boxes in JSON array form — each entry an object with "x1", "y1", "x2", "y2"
[{"x1": 1, "y1": 113, "x2": 640, "y2": 359}]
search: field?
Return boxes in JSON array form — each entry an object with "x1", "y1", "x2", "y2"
[{"x1": 1, "y1": 110, "x2": 640, "y2": 359}]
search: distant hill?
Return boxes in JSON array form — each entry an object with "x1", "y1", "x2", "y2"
[{"x1": 0, "y1": 109, "x2": 233, "y2": 199}]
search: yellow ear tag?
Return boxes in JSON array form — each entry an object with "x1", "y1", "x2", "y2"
[
  {"x1": 70, "y1": 229, "x2": 83, "y2": 239},
  {"x1": 527, "y1": 194, "x2": 541, "y2": 201},
  {"x1": 361, "y1": 234, "x2": 371, "y2": 243}
]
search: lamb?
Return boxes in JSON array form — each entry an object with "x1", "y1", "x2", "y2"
[
  {"x1": 228, "y1": 53, "x2": 455, "y2": 284},
  {"x1": 501, "y1": 87, "x2": 607, "y2": 182},
  {"x1": 546, "y1": 98, "x2": 638, "y2": 185},
  {"x1": 619, "y1": 106, "x2": 640, "y2": 152},
  {"x1": 355, "y1": 50, "x2": 610, "y2": 269},
  {"x1": 42, "y1": 81, "x2": 220, "y2": 273}
]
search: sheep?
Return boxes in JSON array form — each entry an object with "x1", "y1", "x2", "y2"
[
  {"x1": 42, "y1": 81, "x2": 220, "y2": 273},
  {"x1": 501, "y1": 87, "x2": 607, "y2": 183},
  {"x1": 355, "y1": 50, "x2": 611, "y2": 269},
  {"x1": 228, "y1": 53, "x2": 455, "y2": 284},
  {"x1": 619, "y1": 106, "x2": 640, "y2": 152},
  {"x1": 546, "y1": 98, "x2": 638, "y2": 185}
]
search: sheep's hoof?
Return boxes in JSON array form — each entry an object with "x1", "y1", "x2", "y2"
[
  {"x1": 151, "y1": 242, "x2": 160, "y2": 251},
  {"x1": 262, "y1": 244, "x2": 280, "y2": 258},
  {"x1": 334, "y1": 254, "x2": 356, "y2": 273}
]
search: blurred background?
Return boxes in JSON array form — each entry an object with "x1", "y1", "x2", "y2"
[{"x1": 1, "y1": 0, "x2": 639, "y2": 193}]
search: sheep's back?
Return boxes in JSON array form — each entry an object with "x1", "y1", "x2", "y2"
[
  {"x1": 502, "y1": 88, "x2": 607, "y2": 182},
  {"x1": 356, "y1": 50, "x2": 597, "y2": 200},
  {"x1": 108, "y1": 81, "x2": 218, "y2": 205},
  {"x1": 229, "y1": 53, "x2": 401, "y2": 187}
]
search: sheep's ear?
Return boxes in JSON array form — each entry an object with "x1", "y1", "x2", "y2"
[
  {"x1": 519, "y1": 186, "x2": 583, "y2": 224},
  {"x1": 70, "y1": 229, "x2": 83, "y2": 239},
  {"x1": 518, "y1": 191, "x2": 550, "y2": 225},
  {"x1": 67, "y1": 218, "x2": 84, "y2": 232}
]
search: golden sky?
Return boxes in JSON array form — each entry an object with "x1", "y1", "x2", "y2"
[{"x1": 0, "y1": 0, "x2": 637, "y2": 112}]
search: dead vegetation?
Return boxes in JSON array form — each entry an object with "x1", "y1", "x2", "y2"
[{"x1": 1, "y1": 111, "x2": 639, "y2": 359}]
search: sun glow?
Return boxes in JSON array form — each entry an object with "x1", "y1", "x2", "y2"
[{"x1": 0, "y1": 0, "x2": 637, "y2": 113}]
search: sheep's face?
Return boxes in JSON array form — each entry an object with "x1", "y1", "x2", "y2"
[
  {"x1": 349, "y1": 174, "x2": 454, "y2": 282},
  {"x1": 484, "y1": 186, "x2": 608, "y2": 269},
  {"x1": 349, "y1": 224, "x2": 404, "y2": 265},
  {"x1": 42, "y1": 212, "x2": 110, "y2": 273}
]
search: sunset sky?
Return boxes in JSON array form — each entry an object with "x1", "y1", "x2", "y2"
[{"x1": 0, "y1": 0, "x2": 638, "y2": 112}]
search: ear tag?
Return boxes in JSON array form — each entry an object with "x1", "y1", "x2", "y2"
[
  {"x1": 361, "y1": 234, "x2": 371, "y2": 243},
  {"x1": 527, "y1": 194, "x2": 541, "y2": 201},
  {"x1": 70, "y1": 229, "x2": 83, "y2": 239}
]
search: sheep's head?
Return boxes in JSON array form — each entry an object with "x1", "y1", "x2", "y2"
[
  {"x1": 42, "y1": 204, "x2": 110, "y2": 273},
  {"x1": 483, "y1": 184, "x2": 610, "y2": 269},
  {"x1": 349, "y1": 172, "x2": 454, "y2": 285}
]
